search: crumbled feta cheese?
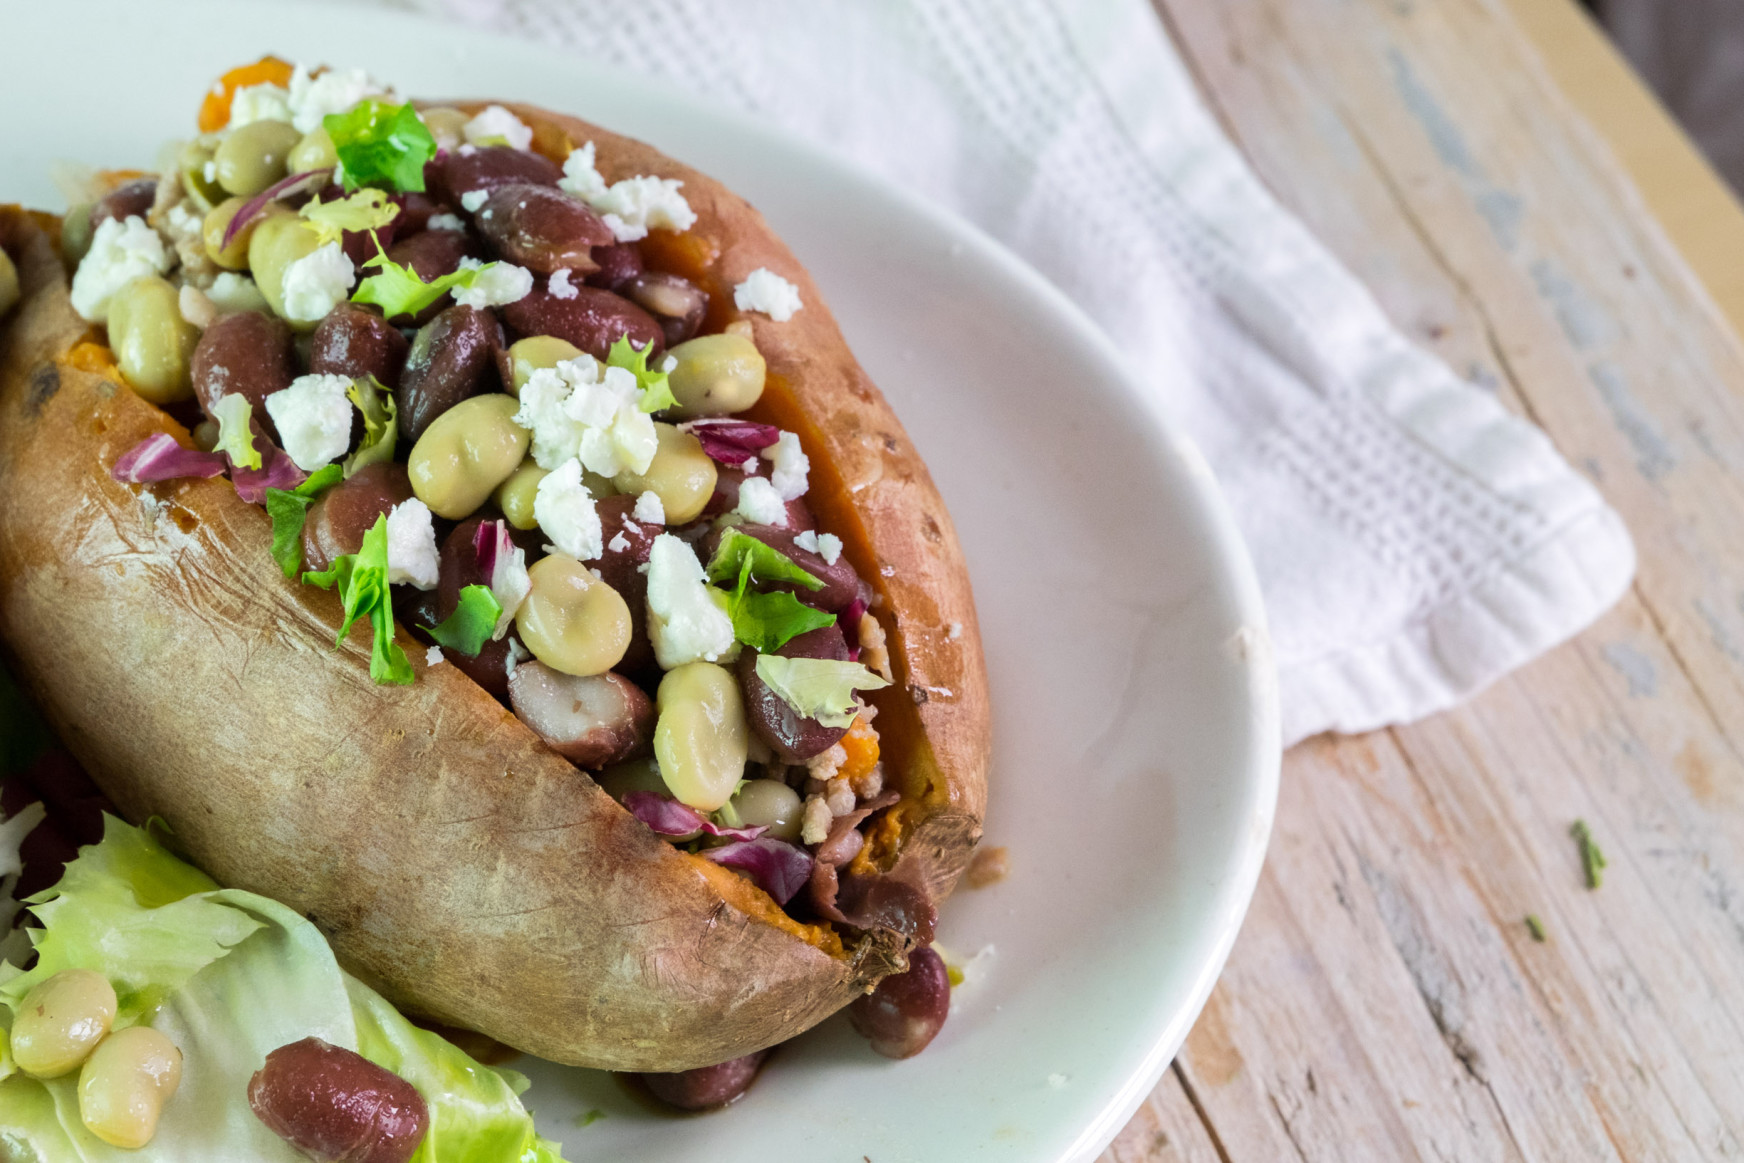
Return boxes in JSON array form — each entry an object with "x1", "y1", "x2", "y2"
[
  {"x1": 69, "y1": 216, "x2": 171, "y2": 322},
  {"x1": 485, "y1": 539, "x2": 531, "y2": 638},
  {"x1": 800, "y1": 795, "x2": 832, "y2": 846},
  {"x1": 206, "y1": 271, "x2": 270, "y2": 315},
  {"x1": 512, "y1": 354, "x2": 658, "y2": 477},
  {"x1": 459, "y1": 189, "x2": 489, "y2": 213},
  {"x1": 263, "y1": 373, "x2": 353, "y2": 471},
  {"x1": 229, "y1": 82, "x2": 293, "y2": 127},
  {"x1": 558, "y1": 142, "x2": 697, "y2": 242},
  {"x1": 426, "y1": 645, "x2": 446, "y2": 666},
  {"x1": 607, "y1": 531, "x2": 631, "y2": 555},
  {"x1": 426, "y1": 212, "x2": 466, "y2": 232},
  {"x1": 734, "y1": 477, "x2": 788, "y2": 526},
  {"x1": 533, "y1": 459, "x2": 604, "y2": 561},
  {"x1": 547, "y1": 268, "x2": 578, "y2": 300},
  {"x1": 279, "y1": 241, "x2": 355, "y2": 324},
  {"x1": 741, "y1": 458, "x2": 760, "y2": 475},
  {"x1": 464, "y1": 104, "x2": 534, "y2": 150},
  {"x1": 761, "y1": 430, "x2": 810, "y2": 501},
  {"x1": 385, "y1": 499, "x2": 440, "y2": 590},
  {"x1": 203, "y1": 160, "x2": 219, "y2": 184},
  {"x1": 164, "y1": 201, "x2": 204, "y2": 240},
  {"x1": 815, "y1": 533, "x2": 843, "y2": 565},
  {"x1": 849, "y1": 761, "x2": 884, "y2": 800},
  {"x1": 947, "y1": 621, "x2": 963, "y2": 641},
  {"x1": 662, "y1": 355, "x2": 677, "y2": 373},
  {"x1": 632, "y1": 490, "x2": 666, "y2": 526},
  {"x1": 287, "y1": 65, "x2": 396, "y2": 133},
  {"x1": 733, "y1": 268, "x2": 802, "y2": 321},
  {"x1": 807, "y1": 744, "x2": 848, "y2": 782},
  {"x1": 645, "y1": 533, "x2": 738, "y2": 669},
  {"x1": 449, "y1": 257, "x2": 532, "y2": 309},
  {"x1": 179, "y1": 285, "x2": 217, "y2": 330}
]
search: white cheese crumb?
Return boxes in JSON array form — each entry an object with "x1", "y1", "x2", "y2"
[
  {"x1": 459, "y1": 189, "x2": 489, "y2": 213},
  {"x1": 607, "y1": 531, "x2": 631, "y2": 555},
  {"x1": 69, "y1": 216, "x2": 171, "y2": 322},
  {"x1": 761, "y1": 430, "x2": 810, "y2": 500},
  {"x1": 452, "y1": 257, "x2": 532, "y2": 309},
  {"x1": 734, "y1": 476, "x2": 788, "y2": 526},
  {"x1": 558, "y1": 142, "x2": 697, "y2": 242},
  {"x1": 279, "y1": 241, "x2": 356, "y2": 324},
  {"x1": 385, "y1": 499, "x2": 440, "y2": 590},
  {"x1": 164, "y1": 201, "x2": 204, "y2": 242},
  {"x1": 645, "y1": 533, "x2": 738, "y2": 669},
  {"x1": 547, "y1": 268, "x2": 579, "y2": 300},
  {"x1": 229, "y1": 82, "x2": 293, "y2": 127},
  {"x1": 426, "y1": 645, "x2": 446, "y2": 666},
  {"x1": 533, "y1": 459, "x2": 604, "y2": 562},
  {"x1": 800, "y1": 795, "x2": 833, "y2": 846},
  {"x1": 464, "y1": 104, "x2": 534, "y2": 150},
  {"x1": 741, "y1": 457, "x2": 760, "y2": 475},
  {"x1": 632, "y1": 490, "x2": 666, "y2": 526},
  {"x1": 512, "y1": 354, "x2": 657, "y2": 477},
  {"x1": 806, "y1": 743, "x2": 848, "y2": 783},
  {"x1": 662, "y1": 355, "x2": 677, "y2": 373},
  {"x1": 947, "y1": 621, "x2": 963, "y2": 641},
  {"x1": 206, "y1": 272, "x2": 270, "y2": 316},
  {"x1": 264, "y1": 373, "x2": 354, "y2": 471},
  {"x1": 793, "y1": 530, "x2": 819, "y2": 554},
  {"x1": 426, "y1": 212, "x2": 466, "y2": 232},
  {"x1": 814, "y1": 533, "x2": 843, "y2": 565},
  {"x1": 733, "y1": 268, "x2": 802, "y2": 321},
  {"x1": 287, "y1": 65, "x2": 396, "y2": 133},
  {"x1": 178, "y1": 285, "x2": 217, "y2": 330}
]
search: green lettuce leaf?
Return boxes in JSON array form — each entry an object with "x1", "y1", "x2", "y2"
[
  {"x1": 301, "y1": 187, "x2": 401, "y2": 246},
  {"x1": 752, "y1": 655, "x2": 890, "y2": 728},
  {"x1": 606, "y1": 334, "x2": 678, "y2": 413},
  {"x1": 302, "y1": 514, "x2": 414, "y2": 685},
  {"x1": 704, "y1": 530, "x2": 833, "y2": 651},
  {"x1": 421, "y1": 585, "x2": 503, "y2": 659},
  {"x1": 344, "y1": 376, "x2": 398, "y2": 477},
  {"x1": 264, "y1": 464, "x2": 343, "y2": 579},
  {"x1": 352, "y1": 240, "x2": 499, "y2": 319},
  {"x1": 705, "y1": 529, "x2": 824, "y2": 591},
  {"x1": 211, "y1": 393, "x2": 261, "y2": 471},
  {"x1": 324, "y1": 101, "x2": 438, "y2": 193}
]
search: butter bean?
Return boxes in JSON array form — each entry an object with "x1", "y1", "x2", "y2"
[
  {"x1": 9, "y1": 969, "x2": 117, "y2": 1079},
  {"x1": 407, "y1": 394, "x2": 529, "y2": 519},
  {"x1": 78, "y1": 1026, "x2": 183, "y2": 1149},
  {"x1": 215, "y1": 119, "x2": 301, "y2": 197},
  {"x1": 516, "y1": 554, "x2": 632, "y2": 676},
  {"x1": 109, "y1": 276, "x2": 200, "y2": 404},
  {"x1": 664, "y1": 333, "x2": 765, "y2": 418},
  {"x1": 654, "y1": 662, "x2": 749, "y2": 812},
  {"x1": 611, "y1": 422, "x2": 715, "y2": 524}
]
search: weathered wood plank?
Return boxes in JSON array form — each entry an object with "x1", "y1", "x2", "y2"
[
  {"x1": 1129, "y1": 0, "x2": 1744, "y2": 1158},
  {"x1": 1100, "y1": 1067, "x2": 1229, "y2": 1163}
]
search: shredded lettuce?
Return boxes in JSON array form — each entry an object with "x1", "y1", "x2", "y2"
[
  {"x1": 605, "y1": 334, "x2": 677, "y2": 414},
  {"x1": 344, "y1": 375, "x2": 398, "y2": 477},
  {"x1": 421, "y1": 585, "x2": 503, "y2": 659},
  {"x1": 324, "y1": 101, "x2": 437, "y2": 193},
  {"x1": 705, "y1": 529, "x2": 825, "y2": 591},
  {"x1": 705, "y1": 531, "x2": 833, "y2": 652},
  {"x1": 352, "y1": 239, "x2": 500, "y2": 319},
  {"x1": 0, "y1": 818, "x2": 568, "y2": 1162},
  {"x1": 211, "y1": 393, "x2": 261, "y2": 471},
  {"x1": 301, "y1": 187, "x2": 401, "y2": 247},
  {"x1": 752, "y1": 655, "x2": 889, "y2": 728},
  {"x1": 302, "y1": 514, "x2": 414, "y2": 685},
  {"x1": 264, "y1": 464, "x2": 343, "y2": 579}
]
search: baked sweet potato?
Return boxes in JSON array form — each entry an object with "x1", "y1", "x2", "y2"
[{"x1": 0, "y1": 101, "x2": 988, "y2": 1071}]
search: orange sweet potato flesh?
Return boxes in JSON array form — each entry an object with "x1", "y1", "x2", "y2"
[{"x1": 0, "y1": 104, "x2": 988, "y2": 1072}]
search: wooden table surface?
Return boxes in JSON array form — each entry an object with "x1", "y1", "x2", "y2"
[{"x1": 1103, "y1": 0, "x2": 1744, "y2": 1159}]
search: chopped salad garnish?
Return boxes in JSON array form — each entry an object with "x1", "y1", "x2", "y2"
[
  {"x1": 706, "y1": 530, "x2": 835, "y2": 652},
  {"x1": 1570, "y1": 819, "x2": 1606, "y2": 889},
  {"x1": 605, "y1": 334, "x2": 678, "y2": 414},
  {"x1": 323, "y1": 100, "x2": 437, "y2": 193},
  {"x1": 211, "y1": 393, "x2": 261, "y2": 470},
  {"x1": 421, "y1": 585, "x2": 503, "y2": 658},
  {"x1": 264, "y1": 464, "x2": 343, "y2": 578},
  {"x1": 344, "y1": 376, "x2": 397, "y2": 477},
  {"x1": 753, "y1": 655, "x2": 891, "y2": 728},
  {"x1": 111, "y1": 434, "x2": 228, "y2": 484},
  {"x1": 300, "y1": 187, "x2": 400, "y2": 247},
  {"x1": 302, "y1": 514, "x2": 414, "y2": 685},
  {"x1": 350, "y1": 236, "x2": 502, "y2": 318}
]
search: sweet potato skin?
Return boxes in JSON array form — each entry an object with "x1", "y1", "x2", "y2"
[{"x1": 0, "y1": 104, "x2": 988, "y2": 1071}]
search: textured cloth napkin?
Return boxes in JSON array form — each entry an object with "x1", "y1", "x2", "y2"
[{"x1": 370, "y1": 0, "x2": 1635, "y2": 746}]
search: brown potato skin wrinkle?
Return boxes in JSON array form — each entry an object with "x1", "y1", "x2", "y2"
[{"x1": 0, "y1": 102, "x2": 988, "y2": 1072}]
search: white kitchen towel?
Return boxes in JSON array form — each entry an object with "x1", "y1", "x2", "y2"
[{"x1": 371, "y1": 0, "x2": 1635, "y2": 746}]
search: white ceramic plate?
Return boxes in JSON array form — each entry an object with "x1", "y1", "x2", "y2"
[{"x1": 0, "y1": 5, "x2": 1280, "y2": 1159}]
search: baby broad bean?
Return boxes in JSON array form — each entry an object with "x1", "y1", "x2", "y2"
[
  {"x1": 215, "y1": 119, "x2": 301, "y2": 197},
  {"x1": 492, "y1": 460, "x2": 549, "y2": 530},
  {"x1": 727, "y1": 778, "x2": 803, "y2": 843},
  {"x1": 78, "y1": 1026, "x2": 184, "y2": 1149},
  {"x1": 504, "y1": 334, "x2": 582, "y2": 396},
  {"x1": 9, "y1": 968, "x2": 117, "y2": 1079},
  {"x1": 654, "y1": 662, "x2": 749, "y2": 812},
  {"x1": 407, "y1": 393, "x2": 529, "y2": 519},
  {"x1": 287, "y1": 127, "x2": 338, "y2": 175},
  {"x1": 515, "y1": 555, "x2": 632, "y2": 677},
  {"x1": 204, "y1": 197, "x2": 284, "y2": 270},
  {"x1": 248, "y1": 213, "x2": 323, "y2": 322},
  {"x1": 664, "y1": 332, "x2": 765, "y2": 419},
  {"x1": 108, "y1": 276, "x2": 200, "y2": 404},
  {"x1": 611, "y1": 422, "x2": 716, "y2": 525},
  {"x1": 419, "y1": 106, "x2": 470, "y2": 153}
]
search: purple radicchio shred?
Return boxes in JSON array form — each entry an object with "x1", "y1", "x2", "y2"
[
  {"x1": 230, "y1": 445, "x2": 307, "y2": 504},
  {"x1": 681, "y1": 419, "x2": 781, "y2": 466},
  {"x1": 704, "y1": 838, "x2": 815, "y2": 905},
  {"x1": 473, "y1": 518, "x2": 513, "y2": 579},
  {"x1": 839, "y1": 597, "x2": 868, "y2": 662},
  {"x1": 810, "y1": 860, "x2": 939, "y2": 944},
  {"x1": 111, "y1": 433, "x2": 229, "y2": 483},
  {"x1": 221, "y1": 170, "x2": 330, "y2": 250},
  {"x1": 622, "y1": 791, "x2": 767, "y2": 842}
]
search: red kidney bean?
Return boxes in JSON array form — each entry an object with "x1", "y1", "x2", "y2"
[
  {"x1": 738, "y1": 624, "x2": 853, "y2": 763},
  {"x1": 588, "y1": 495, "x2": 660, "y2": 679},
  {"x1": 507, "y1": 661, "x2": 653, "y2": 767},
  {"x1": 622, "y1": 272, "x2": 708, "y2": 347},
  {"x1": 384, "y1": 229, "x2": 479, "y2": 326},
  {"x1": 89, "y1": 178, "x2": 158, "y2": 230},
  {"x1": 393, "y1": 192, "x2": 441, "y2": 235},
  {"x1": 848, "y1": 946, "x2": 950, "y2": 1060},
  {"x1": 500, "y1": 286, "x2": 663, "y2": 361},
  {"x1": 639, "y1": 1050, "x2": 769, "y2": 1112},
  {"x1": 311, "y1": 302, "x2": 410, "y2": 389},
  {"x1": 433, "y1": 146, "x2": 562, "y2": 206},
  {"x1": 191, "y1": 311, "x2": 296, "y2": 443},
  {"x1": 702, "y1": 523, "x2": 859, "y2": 612},
  {"x1": 248, "y1": 1037, "x2": 428, "y2": 1163},
  {"x1": 397, "y1": 305, "x2": 504, "y2": 443},
  {"x1": 302, "y1": 463, "x2": 413, "y2": 574},
  {"x1": 585, "y1": 242, "x2": 643, "y2": 290},
  {"x1": 474, "y1": 183, "x2": 611, "y2": 275}
]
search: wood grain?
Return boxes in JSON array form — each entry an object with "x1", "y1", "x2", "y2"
[{"x1": 1100, "y1": 0, "x2": 1744, "y2": 1157}]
